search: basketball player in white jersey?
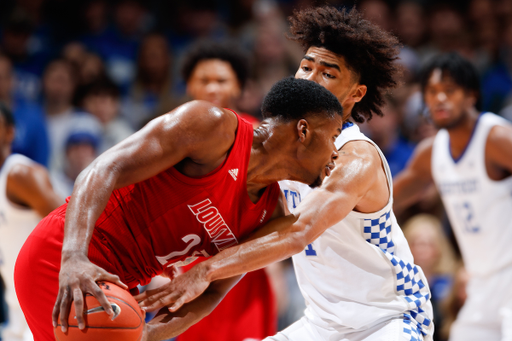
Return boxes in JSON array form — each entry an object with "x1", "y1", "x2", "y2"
[
  {"x1": 138, "y1": 7, "x2": 434, "y2": 341},
  {"x1": 0, "y1": 103, "x2": 63, "y2": 341},
  {"x1": 393, "y1": 53, "x2": 512, "y2": 341}
]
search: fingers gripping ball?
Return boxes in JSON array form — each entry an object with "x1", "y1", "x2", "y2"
[{"x1": 54, "y1": 282, "x2": 143, "y2": 341}]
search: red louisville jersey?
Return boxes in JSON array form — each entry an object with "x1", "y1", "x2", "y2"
[{"x1": 87, "y1": 112, "x2": 280, "y2": 288}]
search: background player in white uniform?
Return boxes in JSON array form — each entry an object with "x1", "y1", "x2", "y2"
[
  {"x1": 0, "y1": 103, "x2": 62, "y2": 341},
  {"x1": 137, "y1": 6, "x2": 434, "y2": 341},
  {"x1": 393, "y1": 53, "x2": 512, "y2": 341}
]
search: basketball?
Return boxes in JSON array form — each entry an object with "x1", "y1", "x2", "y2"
[{"x1": 54, "y1": 281, "x2": 144, "y2": 341}]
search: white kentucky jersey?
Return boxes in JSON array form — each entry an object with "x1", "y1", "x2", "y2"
[
  {"x1": 280, "y1": 123, "x2": 434, "y2": 340},
  {"x1": 432, "y1": 112, "x2": 512, "y2": 278},
  {"x1": 0, "y1": 154, "x2": 40, "y2": 341}
]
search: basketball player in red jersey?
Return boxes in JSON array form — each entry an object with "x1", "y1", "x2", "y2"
[
  {"x1": 172, "y1": 40, "x2": 277, "y2": 341},
  {"x1": 14, "y1": 76, "x2": 343, "y2": 341}
]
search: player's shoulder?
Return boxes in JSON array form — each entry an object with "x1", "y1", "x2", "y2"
[
  {"x1": 339, "y1": 139, "x2": 381, "y2": 166},
  {"x1": 7, "y1": 161, "x2": 47, "y2": 189},
  {"x1": 164, "y1": 100, "x2": 237, "y2": 129},
  {"x1": 488, "y1": 120, "x2": 512, "y2": 144}
]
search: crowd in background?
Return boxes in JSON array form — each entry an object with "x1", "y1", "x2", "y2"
[{"x1": 1, "y1": 0, "x2": 512, "y2": 340}]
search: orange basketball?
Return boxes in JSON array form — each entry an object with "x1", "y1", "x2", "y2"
[{"x1": 54, "y1": 281, "x2": 144, "y2": 341}]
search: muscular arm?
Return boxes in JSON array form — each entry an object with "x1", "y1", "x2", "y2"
[
  {"x1": 6, "y1": 163, "x2": 63, "y2": 217},
  {"x1": 62, "y1": 101, "x2": 237, "y2": 259},
  {"x1": 486, "y1": 124, "x2": 512, "y2": 175},
  {"x1": 393, "y1": 137, "x2": 435, "y2": 214},
  {"x1": 139, "y1": 141, "x2": 387, "y2": 312},
  {"x1": 55, "y1": 100, "x2": 238, "y2": 331},
  {"x1": 145, "y1": 276, "x2": 242, "y2": 341}
]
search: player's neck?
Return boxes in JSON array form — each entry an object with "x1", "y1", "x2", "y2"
[
  {"x1": 446, "y1": 108, "x2": 480, "y2": 159},
  {"x1": 247, "y1": 121, "x2": 308, "y2": 191}
]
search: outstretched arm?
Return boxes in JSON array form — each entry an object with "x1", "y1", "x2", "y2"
[
  {"x1": 54, "y1": 101, "x2": 239, "y2": 331},
  {"x1": 143, "y1": 275, "x2": 243, "y2": 341},
  {"x1": 138, "y1": 141, "x2": 384, "y2": 312},
  {"x1": 6, "y1": 163, "x2": 63, "y2": 216},
  {"x1": 393, "y1": 137, "x2": 435, "y2": 215}
]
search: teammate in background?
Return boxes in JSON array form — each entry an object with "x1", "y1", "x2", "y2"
[
  {"x1": 139, "y1": 7, "x2": 434, "y2": 341},
  {"x1": 182, "y1": 40, "x2": 260, "y2": 129},
  {"x1": 174, "y1": 40, "x2": 277, "y2": 341},
  {"x1": 15, "y1": 77, "x2": 343, "y2": 341},
  {"x1": 392, "y1": 53, "x2": 512, "y2": 340},
  {"x1": 0, "y1": 103, "x2": 63, "y2": 341}
]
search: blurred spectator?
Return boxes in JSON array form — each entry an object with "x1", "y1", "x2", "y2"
[
  {"x1": 122, "y1": 33, "x2": 178, "y2": 129},
  {"x1": 50, "y1": 130, "x2": 100, "y2": 199},
  {"x1": 81, "y1": 78, "x2": 134, "y2": 152},
  {"x1": 359, "y1": 0, "x2": 393, "y2": 32},
  {"x1": 0, "y1": 53, "x2": 49, "y2": 166},
  {"x1": 42, "y1": 59, "x2": 102, "y2": 174},
  {"x1": 482, "y1": 19, "x2": 512, "y2": 113},
  {"x1": 395, "y1": 1, "x2": 427, "y2": 49},
  {"x1": 440, "y1": 265, "x2": 469, "y2": 340},
  {"x1": 81, "y1": 0, "x2": 151, "y2": 92},
  {"x1": 362, "y1": 97, "x2": 415, "y2": 177},
  {"x1": 182, "y1": 40, "x2": 259, "y2": 126},
  {"x1": 1, "y1": 10, "x2": 44, "y2": 103},
  {"x1": 403, "y1": 214, "x2": 458, "y2": 341}
]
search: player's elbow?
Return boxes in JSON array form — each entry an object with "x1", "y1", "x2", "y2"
[{"x1": 287, "y1": 222, "x2": 311, "y2": 255}]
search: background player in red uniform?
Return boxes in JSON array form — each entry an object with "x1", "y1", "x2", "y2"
[
  {"x1": 15, "y1": 76, "x2": 343, "y2": 341},
  {"x1": 173, "y1": 40, "x2": 277, "y2": 341}
]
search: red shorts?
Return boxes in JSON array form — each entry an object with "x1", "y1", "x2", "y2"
[{"x1": 15, "y1": 206, "x2": 66, "y2": 341}]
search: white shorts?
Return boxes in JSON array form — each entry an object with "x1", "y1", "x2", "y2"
[
  {"x1": 450, "y1": 266, "x2": 512, "y2": 341},
  {"x1": 264, "y1": 316, "x2": 425, "y2": 341}
]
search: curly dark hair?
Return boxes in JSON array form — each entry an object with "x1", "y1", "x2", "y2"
[
  {"x1": 262, "y1": 77, "x2": 342, "y2": 122},
  {"x1": 420, "y1": 52, "x2": 481, "y2": 110},
  {"x1": 181, "y1": 40, "x2": 250, "y2": 89},
  {"x1": 288, "y1": 6, "x2": 401, "y2": 122}
]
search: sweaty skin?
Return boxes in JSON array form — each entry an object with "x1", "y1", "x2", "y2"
[
  {"x1": 53, "y1": 99, "x2": 342, "y2": 337},
  {"x1": 136, "y1": 47, "x2": 392, "y2": 327}
]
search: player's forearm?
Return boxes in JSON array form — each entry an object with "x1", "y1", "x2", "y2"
[
  {"x1": 201, "y1": 214, "x2": 307, "y2": 282},
  {"x1": 146, "y1": 277, "x2": 240, "y2": 340},
  {"x1": 61, "y1": 161, "x2": 119, "y2": 259}
]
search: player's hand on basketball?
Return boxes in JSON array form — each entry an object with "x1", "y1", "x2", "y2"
[
  {"x1": 136, "y1": 263, "x2": 210, "y2": 312},
  {"x1": 52, "y1": 254, "x2": 128, "y2": 332}
]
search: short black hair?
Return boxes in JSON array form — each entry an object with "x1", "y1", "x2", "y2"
[
  {"x1": 0, "y1": 102, "x2": 14, "y2": 127},
  {"x1": 288, "y1": 6, "x2": 401, "y2": 123},
  {"x1": 181, "y1": 40, "x2": 250, "y2": 88},
  {"x1": 420, "y1": 52, "x2": 481, "y2": 110},
  {"x1": 83, "y1": 78, "x2": 120, "y2": 100},
  {"x1": 261, "y1": 77, "x2": 342, "y2": 121}
]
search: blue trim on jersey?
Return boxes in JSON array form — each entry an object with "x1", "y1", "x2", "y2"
[
  {"x1": 449, "y1": 113, "x2": 483, "y2": 163},
  {"x1": 342, "y1": 121, "x2": 354, "y2": 130}
]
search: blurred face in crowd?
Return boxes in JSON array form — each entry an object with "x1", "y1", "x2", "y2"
[
  {"x1": 66, "y1": 143, "x2": 97, "y2": 181},
  {"x1": 186, "y1": 59, "x2": 241, "y2": 108},
  {"x1": 138, "y1": 35, "x2": 170, "y2": 82},
  {"x1": 295, "y1": 46, "x2": 366, "y2": 122},
  {"x1": 423, "y1": 69, "x2": 476, "y2": 129},
  {"x1": 83, "y1": 94, "x2": 119, "y2": 125},
  {"x1": 43, "y1": 61, "x2": 76, "y2": 104},
  {"x1": 407, "y1": 223, "x2": 440, "y2": 273},
  {"x1": 0, "y1": 57, "x2": 13, "y2": 101}
]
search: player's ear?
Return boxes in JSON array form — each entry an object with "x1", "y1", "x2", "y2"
[
  {"x1": 297, "y1": 118, "x2": 309, "y2": 143},
  {"x1": 351, "y1": 84, "x2": 367, "y2": 103}
]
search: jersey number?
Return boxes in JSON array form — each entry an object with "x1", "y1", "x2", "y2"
[
  {"x1": 455, "y1": 201, "x2": 480, "y2": 233},
  {"x1": 305, "y1": 243, "x2": 317, "y2": 256}
]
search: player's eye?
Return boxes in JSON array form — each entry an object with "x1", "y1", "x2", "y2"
[
  {"x1": 324, "y1": 73, "x2": 335, "y2": 79},
  {"x1": 302, "y1": 66, "x2": 311, "y2": 72}
]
